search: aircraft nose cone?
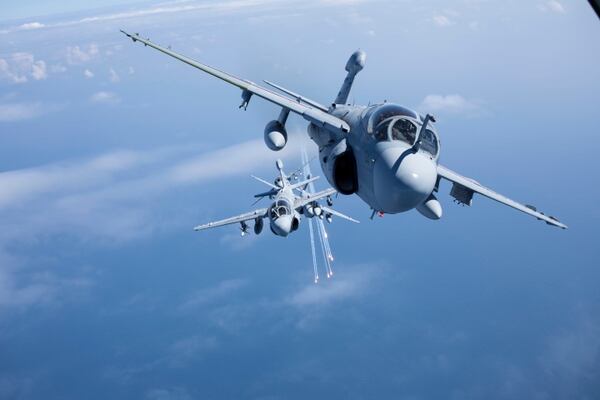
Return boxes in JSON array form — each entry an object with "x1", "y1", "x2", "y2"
[
  {"x1": 374, "y1": 147, "x2": 437, "y2": 213},
  {"x1": 271, "y1": 215, "x2": 293, "y2": 237}
]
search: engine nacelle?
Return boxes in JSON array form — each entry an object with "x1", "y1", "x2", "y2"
[
  {"x1": 254, "y1": 218, "x2": 264, "y2": 235},
  {"x1": 304, "y1": 204, "x2": 315, "y2": 218},
  {"x1": 313, "y1": 206, "x2": 322, "y2": 217},
  {"x1": 319, "y1": 139, "x2": 358, "y2": 195},
  {"x1": 264, "y1": 120, "x2": 287, "y2": 151}
]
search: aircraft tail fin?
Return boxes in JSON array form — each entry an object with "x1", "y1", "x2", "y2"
[{"x1": 334, "y1": 50, "x2": 366, "y2": 105}]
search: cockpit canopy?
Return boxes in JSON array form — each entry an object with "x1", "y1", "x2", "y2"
[
  {"x1": 270, "y1": 199, "x2": 292, "y2": 219},
  {"x1": 364, "y1": 103, "x2": 419, "y2": 134},
  {"x1": 364, "y1": 104, "x2": 439, "y2": 156}
]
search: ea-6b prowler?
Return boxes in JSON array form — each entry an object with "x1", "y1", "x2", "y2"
[
  {"x1": 195, "y1": 156, "x2": 357, "y2": 283},
  {"x1": 122, "y1": 31, "x2": 567, "y2": 229},
  {"x1": 194, "y1": 159, "x2": 358, "y2": 238}
]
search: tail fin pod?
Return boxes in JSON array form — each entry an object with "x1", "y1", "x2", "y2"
[{"x1": 334, "y1": 50, "x2": 366, "y2": 105}]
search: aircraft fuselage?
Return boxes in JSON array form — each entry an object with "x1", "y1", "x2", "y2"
[
  {"x1": 268, "y1": 187, "x2": 300, "y2": 237},
  {"x1": 308, "y1": 103, "x2": 441, "y2": 217}
]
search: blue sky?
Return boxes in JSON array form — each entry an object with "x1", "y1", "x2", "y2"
[{"x1": 1, "y1": 1, "x2": 599, "y2": 399}]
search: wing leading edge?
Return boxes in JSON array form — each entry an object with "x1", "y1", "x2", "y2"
[
  {"x1": 194, "y1": 208, "x2": 268, "y2": 231},
  {"x1": 120, "y1": 31, "x2": 350, "y2": 134},
  {"x1": 437, "y1": 165, "x2": 567, "y2": 229},
  {"x1": 295, "y1": 188, "x2": 337, "y2": 209}
]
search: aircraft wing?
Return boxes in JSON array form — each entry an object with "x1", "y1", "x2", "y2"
[
  {"x1": 437, "y1": 165, "x2": 567, "y2": 229},
  {"x1": 295, "y1": 188, "x2": 337, "y2": 209},
  {"x1": 321, "y1": 206, "x2": 360, "y2": 223},
  {"x1": 194, "y1": 208, "x2": 268, "y2": 231},
  {"x1": 121, "y1": 31, "x2": 350, "y2": 134}
]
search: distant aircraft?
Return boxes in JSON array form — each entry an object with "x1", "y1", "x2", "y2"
[
  {"x1": 122, "y1": 31, "x2": 567, "y2": 229},
  {"x1": 194, "y1": 158, "x2": 358, "y2": 237},
  {"x1": 194, "y1": 156, "x2": 356, "y2": 282}
]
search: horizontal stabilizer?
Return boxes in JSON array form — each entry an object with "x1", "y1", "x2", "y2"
[
  {"x1": 251, "y1": 175, "x2": 278, "y2": 189},
  {"x1": 289, "y1": 176, "x2": 320, "y2": 191}
]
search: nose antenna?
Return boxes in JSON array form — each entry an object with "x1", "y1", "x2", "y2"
[{"x1": 413, "y1": 114, "x2": 436, "y2": 152}]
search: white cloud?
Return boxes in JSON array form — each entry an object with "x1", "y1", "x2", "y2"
[
  {"x1": 0, "y1": 149, "x2": 145, "y2": 208},
  {"x1": 66, "y1": 44, "x2": 99, "y2": 65},
  {"x1": 90, "y1": 91, "x2": 120, "y2": 104},
  {"x1": 1, "y1": 0, "x2": 285, "y2": 34},
  {"x1": 0, "y1": 0, "x2": 376, "y2": 36},
  {"x1": 288, "y1": 266, "x2": 375, "y2": 307},
  {"x1": 0, "y1": 136, "x2": 310, "y2": 247},
  {"x1": 432, "y1": 15, "x2": 453, "y2": 27},
  {"x1": 219, "y1": 230, "x2": 261, "y2": 251},
  {"x1": 169, "y1": 136, "x2": 307, "y2": 183},
  {"x1": 18, "y1": 22, "x2": 45, "y2": 30},
  {"x1": 84, "y1": 69, "x2": 94, "y2": 78},
  {"x1": 0, "y1": 248, "x2": 92, "y2": 311},
  {"x1": 320, "y1": 0, "x2": 367, "y2": 4},
  {"x1": 547, "y1": 1, "x2": 565, "y2": 13},
  {"x1": 31, "y1": 60, "x2": 47, "y2": 80},
  {"x1": 0, "y1": 53, "x2": 48, "y2": 83},
  {"x1": 284, "y1": 265, "x2": 385, "y2": 330},
  {"x1": 109, "y1": 67, "x2": 120, "y2": 83},
  {"x1": 0, "y1": 102, "x2": 46, "y2": 122},
  {"x1": 0, "y1": 101, "x2": 60, "y2": 122},
  {"x1": 419, "y1": 94, "x2": 483, "y2": 116}
]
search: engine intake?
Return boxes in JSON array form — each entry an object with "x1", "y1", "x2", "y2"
[
  {"x1": 319, "y1": 139, "x2": 358, "y2": 195},
  {"x1": 332, "y1": 150, "x2": 358, "y2": 194}
]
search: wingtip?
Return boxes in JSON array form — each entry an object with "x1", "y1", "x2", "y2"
[
  {"x1": 547, "y1": 215, "x2": 567, "y2": 230},
  {"x1": 548, "y1": 221, "x2": 568, "y2": 230}
]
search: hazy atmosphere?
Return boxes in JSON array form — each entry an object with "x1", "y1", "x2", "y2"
[{"x1": 1, "y1": 1, "x2": 599, "y2": 399}]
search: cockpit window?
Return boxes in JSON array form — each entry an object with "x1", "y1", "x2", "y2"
[
  {"x1": 391, "y1": 118, "x2": 417, "y2": 145},
  {"x1": 419, "y1": 129, "x2": 438, "y2": 156},
  {"x1": 374, "y1": 118, "x2": 392, "y2": 142},
  {"x1": 270, "y1": 200, "x2": 291, "y2": 219},
  {"x1": 365, "y1": 104, "x2": 418, "y2": 134}
]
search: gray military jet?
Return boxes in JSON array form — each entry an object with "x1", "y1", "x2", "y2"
[
  {"x1": 122, "y1": 31, "x2": 566, "y2": 229},
  {"x1": 194, "y1": 159, "x2": 358, "y2": 239}
]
